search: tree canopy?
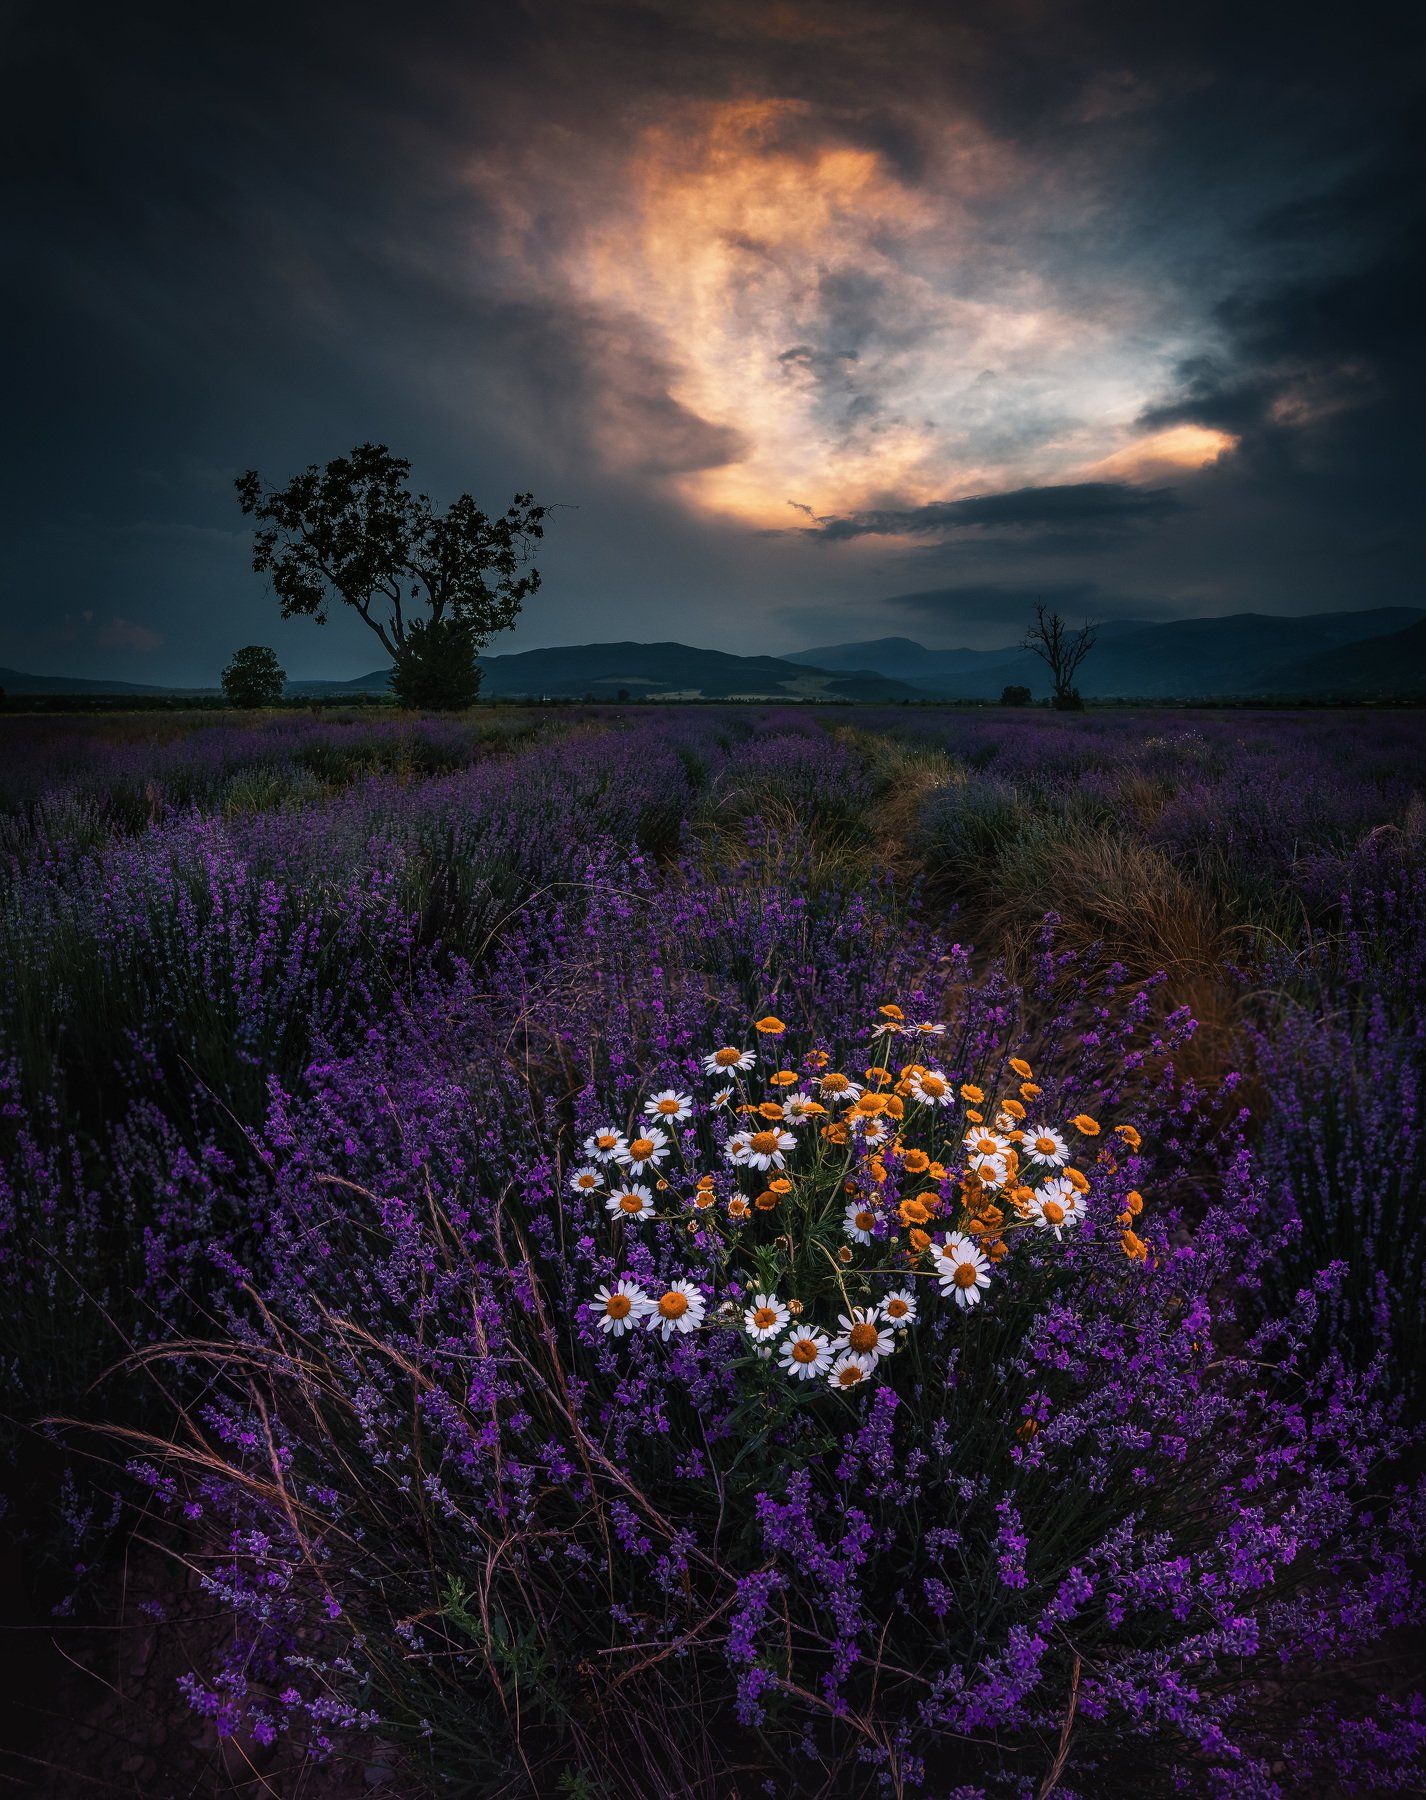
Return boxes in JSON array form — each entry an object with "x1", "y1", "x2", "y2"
[
  {"x1": 220, "y1": 644, "x2": 285, "y2": 708},
  {"x1": 235, "y1": 444, "x2": 547, "y2": 663}
]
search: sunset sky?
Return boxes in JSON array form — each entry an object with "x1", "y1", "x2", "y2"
[{"x1": 2, "y1": 0, "x2": 1422, "y2": 681}]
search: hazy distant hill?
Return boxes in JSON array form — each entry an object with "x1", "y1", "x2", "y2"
[
  {"x1": 799, "y1": 608, "x2": 1426, "y2": 699},
  {"x1": 288, "y1": 642, "x2": 920, "y2": 701},
  {"x1": 0, "y1": 665, "x2": 174, "y2": 695}
]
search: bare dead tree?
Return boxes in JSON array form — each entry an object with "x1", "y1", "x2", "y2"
[{"x1": 1022, "y1": 605, "x2": 1098, "y2": 707}]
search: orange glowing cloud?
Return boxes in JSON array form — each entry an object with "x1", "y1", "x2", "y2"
[{"x1": 466, "y1": 92, "x2": 1226, "y2": 529}]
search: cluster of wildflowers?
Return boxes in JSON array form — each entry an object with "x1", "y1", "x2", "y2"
[{"x1": 584, "y1": 1006, "x2": 1147, "y2": 1390}]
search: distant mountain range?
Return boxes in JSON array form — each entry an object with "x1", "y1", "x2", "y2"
[
  {"x1": 4, "y1": 606, "x2": 1423, "y2": 702},
  {"x1": 787, "y1": 607, "x2": 1426, "y2": 699}
]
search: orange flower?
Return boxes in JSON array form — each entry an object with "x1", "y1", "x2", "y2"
[
  {"x1": 868, "y1": 1159, "x2": 888, "y2": 1185},
  {"x1": 808, "y1": 1050, "x2": 829, "y2": 1069},
  {"x1": 696, "y1": 1173, "x2": 715, "y2": 1190},
  {"x1": 1065, "y1": 1167, "x2": 1090, "y2": 1194},
  {"x1": 1121, "y1": 1229, "x2": 1148, "y2": 1262},
  {"x1": 1124, "y1": 1189, "x2": 1144, "y2": 1216},
  {"x1": 898, "y1": 1197, "x2": 931, "y2": 1227},
  {"x1": 757, "y1": 1101, "x2": 785, "y2": 1120},
  {"x1": 1009, "y1": 1057, "x2": 1033, "y2": 1080},
  {"x1": 754, "y1": 1189, "x2": 778, "y2": 1211},
  {"x1": 965, "y1": 1108, "x2": 984, "y2": 1125},
  {"x1": 755, "y1": 1015, "x2": 787, "y2": 1036},
  {"x1": 1016, "y1": 1418, "x2": 1038, "y2": 1441},
  {"x1": 728, "y1": 1196, "x2": 751, "y2": 1220},
  {"x1": 1020, "y1": 1081, "x2": 1042, "y2": 1100},
  {"x1": 837, "y1": 1245, "x2": 853, "y2": 1263},
  {"x1": 769, "y1": 1070, "x2": 799, "y2": 1088},
  {"x1": 1071, "y1": 1114, "x2": 1101, "y2": 1136},
  {"x1": 928, "y1": 1161, "x2": 947, "y2": 1182},
  {"x1": 886, "y1": 1096, "x2": 905, "y2": 1120},
  {"x1": 1000, "y1": 1097, "x2": 1026, "y2": 1120},
  {"x1": 770, "y1": 1177, "x2": 794, "y2": 1195},
  {"x1": 877, "y1": 1004, "x2": 904, "y2": 1021},
  {"x1": 908, "y1": 1227, "x2": 931, "y2": 1253},
  {"x1": 901, "y1": 1148, "x2": 930, "y2": 1175},
  {"x1": 864, "y1": 1065, "x2": 893, "y2": 1087},
  {"x1": 1114, "y1": 1124, "x2": 1142, "y2": 1151},
  {"x1": 823, "y1": 1123, "x2": 849, "y2": 1146},
  {"x1": 988, "y1": 1239, "x2": 1010, "y2": 1261},
  {"x1": 960, "y1": 1083, "x2": 984, "y2": 1104}
]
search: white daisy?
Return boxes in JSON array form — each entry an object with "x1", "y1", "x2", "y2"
[
  {"x1": 832, "y1": 1307, "x2": 896, "y2": 1362},
  {"x1": 615, "y1": 1126, "x2": 671, "y2": 1171},
  {"x1": 590, "y1": 1280, "x2": 649, "y2": 1336},
  {"x1": 817, "y1": 1073, "x2": 862, "y2": 1106},
  {"x1": 780, "y1": 1092, "x2": 820, "y2": 1125},
  {"x1": 583, "y1": 1126, "x2": 626, "y2": 1164},
  {"x1": 966, "y1": 1153, "x2": 1010, "y2": 1188},
  {"x1": 779, "y1": 1328, "x2": 833, "y2": 1380},
  {"x1": 1028, "y1": 1186, "x2": 1081, "y2": 1238},
  {"x1": 644, "y1": 1280, "x2": 706, "y2": 1339},
  {"x1": 827, "y1": 1351, "x2": 875, "y2": 1390},
  {"x1": 880, "y1": 1288, "x2": 918, "y2": 1327},
  {"x1": 568, "y1": 1165, "x2": 604, "y2": 1197},
  {"x1": 743, "y1": 1294, "x2": 790, "y2": 1341},
  {"x1": 842, "y1": 1200, "x2": 880, "y2": 1245},
  {"x1": 703, "y1": 1046, "x2": 754, "y2": 1077},
  {"x1": 907, "y1": 1068, "x2": 955, "y2": 1107},
  {"x1": 932, "y1": 1233, "x2": 992, "y2": 1307},
  {"x1": 723, "y1": 1129, "x2": 753, "y2": 1165},
  {"x1": 605, "y1": 1184, "x2": 655, "y2": 1222},
  {"x1": 730, "y1": 1126, "x2": 796, "y2": 1172},
  {"x1": 964, "y1": 1129, "x2": 1014, "y2": 1161},
  {"x1": 709, "y1": 1085, "x2": 735, "y2": 1110},
  {"x1": 1024, "y1": 1125, "x2": 1070, "y2": 1167},
  {"x1": 644, "y1": 1089, "x2": 693, "y2": 1124},
  {"x1": 909, "y1": 1020, "x2": 947, "y2": 1037}
]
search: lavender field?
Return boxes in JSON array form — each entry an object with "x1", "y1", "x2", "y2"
[{"x1": 2, "y1": 702, "x2": 1424, "y2": 1797}]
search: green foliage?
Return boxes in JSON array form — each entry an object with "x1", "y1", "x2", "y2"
[
  {"x1": 235, "y1": 443, "x2": 546, "y2": 666},
  {"x1": 1000, "y1": 684, "x2": 1032, "y2": 706},
  {"x1": 220, "y1": 644, "x2": 285, "y2": 708},
  {"x1": 390, "y1": 618, "x2": 482, "y2": 711}
]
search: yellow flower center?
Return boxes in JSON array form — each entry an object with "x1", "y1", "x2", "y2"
[
  {"x1": 836, "y1": 1364, "x2": 864, "y2": 1386},
  {"x1": 975, "y1": 1136, "x2": 998, "y2": 1155},
  {"x1": 576, "y1": 1173, "x2": 597, "y2": 1188},
  {"x1": 885, "y1": 1298, "x2": 909, "y2": 1320},
  {"x1": 618, "y1": 1193, "x2": 645, "y2": 1213},
  {"x1": 848, "y1": 1321, "x2": 879, "y2": 1353},
  {"x1": 750, "y1": 1130, "x2": 782, "y2": 1154},
  {"x1": 953, "y1": 1262, "x2": 979, "y2": 1288},
  {"x1": 753, "y1": 1306, "x2": 778, "y2": 1329},
  {"x1": 1042, "y1": 1199, "x2": 1066, "y2": 1225},
  {"x1": 791, "y1": 1337, "x2": 819, "y2": 1364},
  {"x1": 656, "y1": 1098, "x2": 680, "y2": 1114},
  {"x1": 628, "y1": 1137, "x2": 655, "y2": 1159},
  {"x1": 920, "y1": 1074, "x2": 947, "y2": 1097},
  {"x1": 854, "y1": 1210, "x2": 876, "y2": 1233},
  {"x1": 822, "y1": 1073, "x2": 849, "y2": 1092},
  {"x1": 714, "y1": 1047, "x2": 742, "y2": 1066},
  {"x1": 597, "y1": 1134, "x2": 618, "y2": 1149},
  {"x1": 605, "y1": 1293, "x2": 632, "y2": 1319},
  {"x1": 657, "y1": 1290, "x2": 689, "y2": 1320},
  {"x1": 1036, "y1": 1135, "x2": 1057, "y2": 1155}
]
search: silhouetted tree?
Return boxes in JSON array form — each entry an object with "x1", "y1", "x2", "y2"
[
  {"x1": 221, "y1": 644, "x2": 285, "y2": 708},
  {"x1": 236, "y1": 444, "x2": 546, "y2": 707},
  {"x1": 1022, "y1": 605, "x2": 1097, "y2": 710},
  {"x1": 388, "y1": 618, "x2": 481, "y2": 711},
  {"x1": 1000, "y1": 683, "x2": 1032, "y2": 707}
]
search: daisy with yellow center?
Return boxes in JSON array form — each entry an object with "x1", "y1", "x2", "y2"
[
  {"x1": 727, "y1": 1196, "x2": 751, "y2": 1220},
  {"x1": 743, "y1": 1293, "x2": 789, "y2": 1342},
  {"x1": 590, "y1": 1280, "x2": 649, "y2": 1336},
  {"x1": 1023, "y1": 1125, "x2": 1069, "y2": 1167},
  {"x1": 818, "y1": 1072, "x2": 862, "y2": 1105},
  {"x1": 778, "y1": 1327, "x2": 833, "y2": 1380},
  {"x1": 568, "y1": 1165, "x2": 603, "y2": 1195},
  {"x1": 827, "y1": 1351, "x2": 874, "y2": 1390},
  {"x1": 644, "y1": 1090, "x2": 693, "y2": 1123},
  {"x1": 880, "y1": 1289, "x2": 918, "y2": 1326},
  {"x1": 644, "y1": 1280, "x2": 706, "y2": 1339},
  {"x1": 731, "y1": 1126, "x2": 796, "y2": 1172},
  {"x1": 583, "y1": 1127, "x2": 626, "y2": 1164},
  {"x1": 832, "y1": 1307, "x2": 895, "y2": 1362},
  {"x1": 907, "y1": 1068, "x2": 954, "y2": 1107},
  {"x1": 1029, "y1": 1178, "x2": 1082, "y2": 1238},
  {"x1": 932, "y1": 1233, "x2": 992, "y2": 1307},
  {"x1": 843, "y1": 1201, "x2": 880, "y2": 1245},
  {"x1": 781, "y1": 1093, "x2": 823, "y2": 1124},
  {"x1": 606, "y1": 1184, "x2": 655, "y2": 1222},
  {"x1": 703, "y1": 1046, "x2": 753, "y2": 1076},
  {"x1": 910, "y1": 1019, "x2": 946, "y2": 1037},
  {"x1": 616, "y1": 1126, "x2": 671, "y2": 1170},
  {"x1": 964, "y1": 1129, "x2": 1013, "y2": 1161}
]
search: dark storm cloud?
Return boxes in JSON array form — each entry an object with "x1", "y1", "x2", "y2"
[
  {"x1": 803, "y1": 482, "x2": 1182, "y2": 540},
  {"x1": 0, "y1": 0, "x2": 1422, "y2": 677}
]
